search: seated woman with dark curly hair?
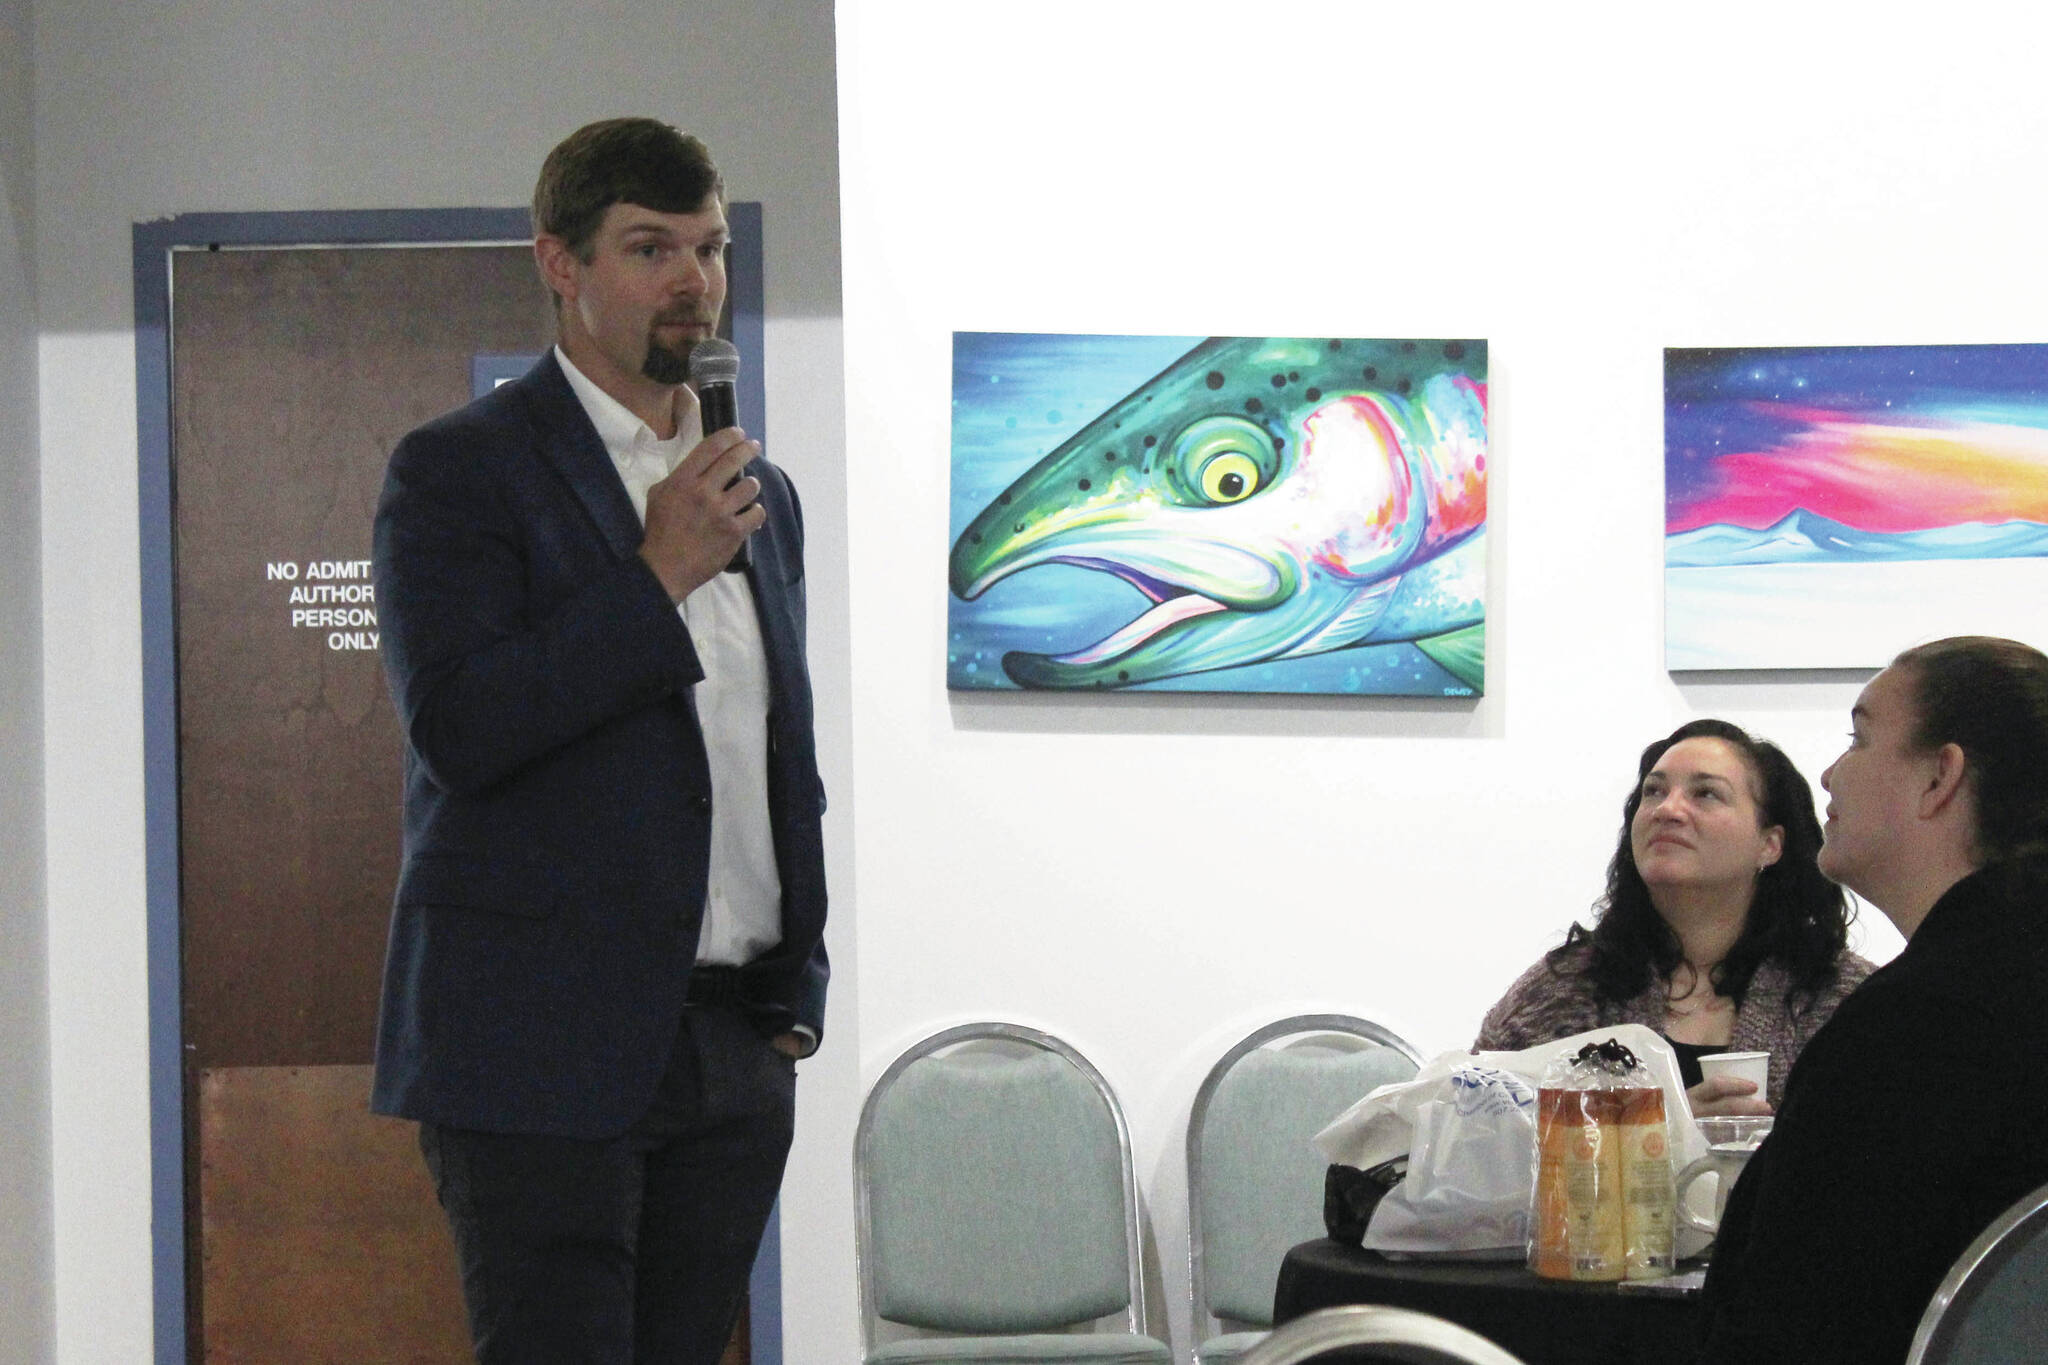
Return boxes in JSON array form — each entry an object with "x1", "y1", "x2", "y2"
[{"x1": 1474, "y1": 718, "x2": 1872, "y2": 1115}]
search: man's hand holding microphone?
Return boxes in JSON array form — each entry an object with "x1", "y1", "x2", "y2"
[{"x1": 637, "y1": 339, "x2": 761, "y2": 602}]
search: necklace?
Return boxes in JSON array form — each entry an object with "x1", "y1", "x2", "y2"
[
  {"x1": 1663, "y1": 958, "x2": 1730, "y2": 1016},
  {"x1": 1664, "y1": 991, "x2": 1732, "y2": 1018}
]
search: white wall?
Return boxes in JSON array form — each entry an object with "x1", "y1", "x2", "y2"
[
  {"x1": 33, "y1": 2, "x2": 853, "y2": 1360},
  {"x1": 835, "y1": 5, "x2": 2048, "y2": 1358},
  {"x1": 34, "y1": 4, "x2": 2048, "y2": 1362},
  {"x1": 1, "y1": 0, "x2": 53, "y2": 1359}
]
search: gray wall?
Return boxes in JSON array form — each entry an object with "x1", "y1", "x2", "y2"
[
  {"x1": 33, "y1": 3, "x2": 853, "y2": 1359},
  {"x1": 0, "y1": 0, "x2": 52, "y2": 1360}
]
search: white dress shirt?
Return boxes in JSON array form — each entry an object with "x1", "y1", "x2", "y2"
[{"x1": 555, "y1": 347, "x2": 783, "y2": 968}]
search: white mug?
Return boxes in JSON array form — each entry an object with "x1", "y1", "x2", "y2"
[{"x1": 1676, "y1": 1143, "x2": 1758, "y2": 1237}]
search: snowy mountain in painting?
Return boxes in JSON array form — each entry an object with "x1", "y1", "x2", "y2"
[{"x1": 1667, "y1": 510, "x2": 2048, "y2": 568}]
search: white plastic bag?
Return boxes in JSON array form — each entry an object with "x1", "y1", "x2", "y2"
[
  {"x1": 1314, "y1": 1024, "x2": 1711, "y2": 1259},
  {"x1": 1363, "y1": 1065, "x2": 1537, "y2": 1256}
]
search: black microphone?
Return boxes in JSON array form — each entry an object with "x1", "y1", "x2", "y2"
[{"x1": 689, "y1": 338, "x2": 752, "y2": 573}]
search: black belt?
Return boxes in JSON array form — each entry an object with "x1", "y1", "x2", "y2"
[{"x1": 685, "y1": 964, "x2": 746, "y2": 1009}]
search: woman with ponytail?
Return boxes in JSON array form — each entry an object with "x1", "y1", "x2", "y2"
[{"x1": 1701, "y1": 636, "x2": 2048, "y2": 1365}]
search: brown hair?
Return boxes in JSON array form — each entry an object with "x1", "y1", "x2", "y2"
[
  {"x1": 531, "y1": 118, "x2": 722, "y2": 297},
  {"x1": 1893, "y1": 635, "x2": 2048, "y2": 868}
]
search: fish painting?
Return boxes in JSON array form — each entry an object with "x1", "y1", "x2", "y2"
[{"x1": 948, "y1": 334, "x2": 1488, "y2": 694}]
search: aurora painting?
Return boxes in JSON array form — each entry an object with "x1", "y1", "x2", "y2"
[
  {"x1": 948, "y1": 332, "x2": 1488, "y2": 695},
  {"x1": 1666, "y1": 345, "x2": 2048, "y2": 669}
]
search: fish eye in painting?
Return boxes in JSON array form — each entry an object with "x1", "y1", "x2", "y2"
[{"x1": 948, "y1": 333, "x2": 1489, "y2": 696}]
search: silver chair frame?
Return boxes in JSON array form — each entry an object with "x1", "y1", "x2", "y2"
[
  {"x1": 1238, "y1": 1304, "x2": 1528, "y2": 1365},
  {"x1": 1186, "y1": 1013, "x2": 1426, "y2": 1361},
  {"x1": 1905, "y1": 1178, "x2": 2048, "y2": 1365},
  {"x1": 853, "y1": 1020, "x2": 1152, "y2": 1358}
]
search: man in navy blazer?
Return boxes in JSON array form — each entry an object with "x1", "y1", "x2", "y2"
[{"x1": 371, "y1": 119, "x2": 827, "y2": 1364}]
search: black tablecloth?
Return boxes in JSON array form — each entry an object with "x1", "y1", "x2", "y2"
[{"x1": 1274, "y1": 1239, "x2": 1702, "y2": 1365}]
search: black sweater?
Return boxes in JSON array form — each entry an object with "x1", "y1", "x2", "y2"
[{"x1": 1698, "y1": 866, "x2": 2048, "y2": 1364}]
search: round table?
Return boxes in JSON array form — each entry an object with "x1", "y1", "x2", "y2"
[{"x1": 1273, "y1": 1239, "x2": 1704, "y2": 1365}]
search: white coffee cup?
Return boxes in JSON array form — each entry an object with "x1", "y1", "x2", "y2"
[
  {"x1": 1676, "y1": 1142, "x2": 1757, "y2": 1237},
  {"x1": 1698, "y1": 1050, "x2": 1769, "y2": 1095},
  {"x1": 1678, "y1": 1116, "x2": 1772, "y2": 1248}
]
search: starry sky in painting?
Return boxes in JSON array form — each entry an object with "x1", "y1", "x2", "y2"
[{"x1": 1665, "y1": 345, "x2": 2048, "y2": 534}]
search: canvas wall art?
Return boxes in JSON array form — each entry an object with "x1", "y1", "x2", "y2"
[
  {"x1": 1666, "y1": 345, "x2": 2048, "y2": 670},
  {"x1": 948, "y1": 333, "x2": 1488, "y2": 695}
]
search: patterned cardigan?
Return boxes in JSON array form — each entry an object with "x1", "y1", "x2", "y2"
[{"x1": 1472, "y1": 944, "x2": 1876, "y2": 1109}]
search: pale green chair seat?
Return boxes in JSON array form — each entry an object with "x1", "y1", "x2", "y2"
[
  {"x1": 857, "y1": 1023, "x2": 1169, "y2": 1365},
  {"x1": 1187, "y1": 1328, "x2": 1267, "y2": 1365},
  {"x1": 1188, "y1": 1015, "x2": 1423, "y2": 1364},
  {"x1": 1908, "y1": 1179, "x2": 2048, "y2": 1365},
  {"x1": 868, "y1": 1332, "x2": 1174, "y2": 1363}
]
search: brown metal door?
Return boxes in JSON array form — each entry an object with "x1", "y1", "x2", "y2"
[{"x1": 171, "y1": 242, "x2": 552, "y2": 1362}]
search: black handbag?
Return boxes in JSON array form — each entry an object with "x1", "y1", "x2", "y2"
[{"x1": 1321, "y1": 1156, "x2": 1409, "y2": 1246}]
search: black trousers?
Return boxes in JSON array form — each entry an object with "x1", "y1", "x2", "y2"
[{"x1": 419, "y1": 1004, "x2": 798, "y2": 1365}]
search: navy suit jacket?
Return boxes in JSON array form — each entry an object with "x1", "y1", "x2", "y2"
[{"x1": 369, "y1": 352, "x2": 828, "y2": 1139}]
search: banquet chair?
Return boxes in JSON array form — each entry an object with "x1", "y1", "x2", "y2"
[
  {"x1": 1187, "y1": 1014, "x2": 1425, "y2": 1365},
  {"x1": 855, "y1": 1021, "x2": 1171, "y2": 1364},
  {"x1": 1237, "y1": 1305, "x2": 1529, "y2": 1365},
  {"x1": 1905, "y1": 1179, "x2": 2048, "y2": 1365}
]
